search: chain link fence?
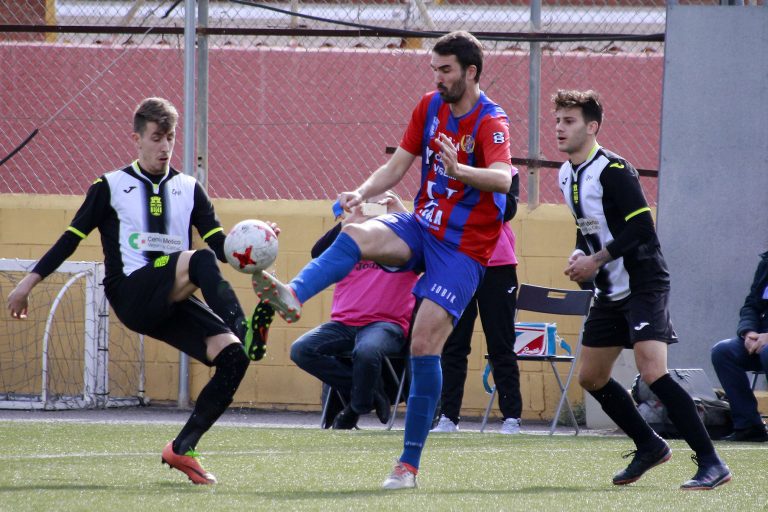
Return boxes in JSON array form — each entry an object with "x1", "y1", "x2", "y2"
[{"x1": 2, "y1": 0, "x2": 758, "y2": 204}]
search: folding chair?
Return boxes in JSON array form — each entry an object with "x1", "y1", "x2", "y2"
[
  {"x1": 480, "y1": 284, "x2": 593, "y2": 435},
  {"x1": 319, "y1": 351, "x2": 409, "y2": 431},
  {"x1": 750, "y1": 370, "x2": 765, "y2": 390}
]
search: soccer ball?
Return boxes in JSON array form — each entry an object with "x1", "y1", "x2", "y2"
[{"x1": 224, "y1": 219, "x2": 278, "y2": 274}]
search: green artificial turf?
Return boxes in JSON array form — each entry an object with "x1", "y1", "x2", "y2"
[{"x1": 0, "y1": 421, "x2": 764, "y2": 512}]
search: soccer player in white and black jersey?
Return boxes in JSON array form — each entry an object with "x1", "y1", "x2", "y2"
[
  {"x1": 553, "y1": 89, "x2": 731, "y2": 490},
  {"x1": 6, "y1": 97, "x2": 273, "y2": 485}
]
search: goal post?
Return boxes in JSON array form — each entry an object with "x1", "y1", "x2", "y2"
[{"x1": 0, "y1": 259, "x2": 145, "y2": 410}]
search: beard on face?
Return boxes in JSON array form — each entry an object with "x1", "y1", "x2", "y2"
[{"x1": 437, "y1": 69, "x2": 467, "y2": 103}]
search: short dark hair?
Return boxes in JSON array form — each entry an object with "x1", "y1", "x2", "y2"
[
  {"x1": 432, "y1": 31, "x2": 483, "y2": 82},
  {"x1": 133, "y1": 97, "x2": 178, "y2": 135},
  {"x1": 552, "y1": 89, "x2": 603, "y2": 128}
]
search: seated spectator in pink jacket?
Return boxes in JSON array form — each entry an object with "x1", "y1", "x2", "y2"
[{"x1": 290, "y1": 193, "x2": 418, "y2": 429}]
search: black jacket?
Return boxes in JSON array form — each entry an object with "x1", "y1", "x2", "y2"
[{"x1": 736, "y1": 251, "x2": 768, "y2": 337}]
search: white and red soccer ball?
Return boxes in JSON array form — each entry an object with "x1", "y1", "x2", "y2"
[{"x1": 224, "y1": 219, "x2": 278, "y2": 274}]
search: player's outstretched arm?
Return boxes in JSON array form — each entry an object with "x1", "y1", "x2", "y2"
[
  {"x1": 7, "y1": 273, "x2": 42, "y2": 319},
  {"x1": 339, "y1": 147, "x2": 417, "y2": 211}
]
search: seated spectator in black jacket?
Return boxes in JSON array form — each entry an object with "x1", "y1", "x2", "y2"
[{"x1": 711, "y1": 251, "x2": 768, "y2": 442}]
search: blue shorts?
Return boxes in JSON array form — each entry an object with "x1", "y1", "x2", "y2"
[{"x1": 374, "y1": 212, "x2": 484, "y2": 323}]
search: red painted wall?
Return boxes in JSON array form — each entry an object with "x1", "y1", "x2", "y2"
[{"x1": 0, "y1": 44, "x2": 662, "y2": 203}]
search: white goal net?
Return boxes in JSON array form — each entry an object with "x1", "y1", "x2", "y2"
[{"x1": 0, "y1": 259, "x2": 145, "y2": 409}]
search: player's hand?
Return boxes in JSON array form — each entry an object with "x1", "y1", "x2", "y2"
[
  {"x1": 564, "y1": 254, "x2": 599, "y2": 283},
  {"x1": 568, "y1": 249, "x2": 586, "y2": 266},
  {"x1": 380, "y1": 191, "x2": 407, "y2": 214},
  {"x1": 338, "y1": 191, "x2": 363, "y2": 212},
  {"x1": 7, "y1": 274, "x2": 40, "y2": 319},
  {"x1": 437, "y1": 133, "x2": 459, "y2": 178},
  {"x1": 264, "y1": 221, "x2": 280, "y2": 237}
]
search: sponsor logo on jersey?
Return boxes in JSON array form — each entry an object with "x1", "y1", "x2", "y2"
[
  {"x1": 355, "y1": 261, "x2": 382, "y2": 271},
  {"x1": 149, "y1": 195, "x2": 163, "y2": 216},
  {"x1": 576, "y1": 217, "x2": 600, "y2": 235},
  {"x1": 123, "y1": 186, "x2": 137, "y2": 193},
  {"x1": 129, "y1": 232, "x2": 184, "y2": 252}
]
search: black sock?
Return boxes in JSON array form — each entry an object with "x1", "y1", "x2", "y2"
[
  {"x1": 174, "y1": 344, "x2": 249, "y2": 454},
  {"x1": 188, "y1": 249, "x2": 246, "y2": 342},
  {"x1": 649, "y1": 373, "x2": 717, "y2": 462},
  {"x1": 587, "y1": 378, "x2": 659, "y2": 448}
]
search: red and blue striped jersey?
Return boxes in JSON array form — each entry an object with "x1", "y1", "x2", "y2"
[{"x1": 399, "y1": 91, "x2": 512, "y2": 264}]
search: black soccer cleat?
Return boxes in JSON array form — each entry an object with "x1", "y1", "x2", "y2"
[
  {"x1": 612, "y1": 441, "x2": 672, "y2": 485},
  {"x1": 243, "y1": 301, "x2": 274, "y2": 361},
  {"x1": 680, "y1": 455, "x2": 732, "y2": 490}
]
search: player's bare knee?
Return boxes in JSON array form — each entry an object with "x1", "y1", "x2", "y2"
[
  {"x1": 409, "y1": 339, "x2": 441, "y2": 357},
  {"x1": 639, "y1": 369, "x2": 667, "y2": 386},
  {"x1": 578, "y1": 372, "x2": 608, "y2": 391},
  {"x1": 206, "y1": 334, "x2": 241, "y2": 362},
  {"x1": 340, "y1": 223, "x2": 370, "y2": 251}
]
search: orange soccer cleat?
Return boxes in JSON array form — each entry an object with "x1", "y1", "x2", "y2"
[{"x1": 161, "y1": 441, "x2": 217, "y2": 485}]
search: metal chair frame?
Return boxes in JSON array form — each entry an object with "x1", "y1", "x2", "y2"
[
  {"x1": 319, "y1": 353, "x2": 408, "y2": 431},
  {"x1": 479, "y1": 284, "x2": 593, "y2": 435}
]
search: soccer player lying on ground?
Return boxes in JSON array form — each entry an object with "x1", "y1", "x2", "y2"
[
  {"x1": 253, "y1": 31, "x2": 513, "y2": 489},
  {"x1": 553, "y1": 89, "x2": 731, "y2": 490},
  {"x1": 6, "y1": 97, "x2": 274, "y2": 486}
]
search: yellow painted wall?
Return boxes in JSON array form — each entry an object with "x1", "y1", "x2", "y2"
[{"x1": 0, "y1": 194, "x2": 583, "y2": 421}]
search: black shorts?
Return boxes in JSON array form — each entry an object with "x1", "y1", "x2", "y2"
[
  {"x1": 106, "y1": 252, "x2": 230, "y2": 365},
  {"x1": 582, "y1": 289, "x2": 678, "y2": 349}
]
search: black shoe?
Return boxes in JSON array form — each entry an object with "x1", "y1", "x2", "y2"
[
  {"x1": 373, "y1": 388, "x2": 391, "y2": 424},
  {"x1": 680, "y1": 455, "x2": 732, "y2": 490},
  {"x1": 243, "y1": 302, "x2": 274, "y2": 361},
  {"x1": 722, "y1": 424, "x2": 768, "y2": 442},
  {"x1": 332, "y1": 405, "x2": 359, "y2": 430},
  {"x1": 321, "y1": 388, "x2": 345, "y2": 430},
  {"x1": 612, "y1": 440, "x2": 672, "y2": 485}
]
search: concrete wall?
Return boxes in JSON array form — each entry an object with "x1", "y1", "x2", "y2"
[
  {"x1": 657, "y1": 6, "x2": 768, "y2": 380},
  {"x1": 0, "y1": 194, "x2": 583, "y2": 421}
]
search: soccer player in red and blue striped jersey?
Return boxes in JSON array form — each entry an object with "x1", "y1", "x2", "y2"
[{"x1": 254, "y1": 31, "x2": 513, "y2": 489}]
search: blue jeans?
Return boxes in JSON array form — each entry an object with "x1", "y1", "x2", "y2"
[
  {"x1": 290, "y1": 321, "x2": 407, "y2": 414},
  {"x1": 711, "y1": 337, "x2": 768, "y2": 429}
]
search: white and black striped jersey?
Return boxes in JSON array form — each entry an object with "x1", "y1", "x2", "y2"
[
  {"x1": 558, "y1": 145, "x2": 669, "y2": 301},
  {"x1": 33, "y1": 161, "x2": 225, "y2": 288}
]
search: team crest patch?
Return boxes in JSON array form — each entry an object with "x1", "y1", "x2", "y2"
[
  {"x1": 154, "y1": 255, "x2": 170, "y2": 268},
  {"x1": 149, "y1": 196, "x2": 163, "y2": 216},
  {"x1": 460, "y1": 134, "x2": 475, "y2": 153}
]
